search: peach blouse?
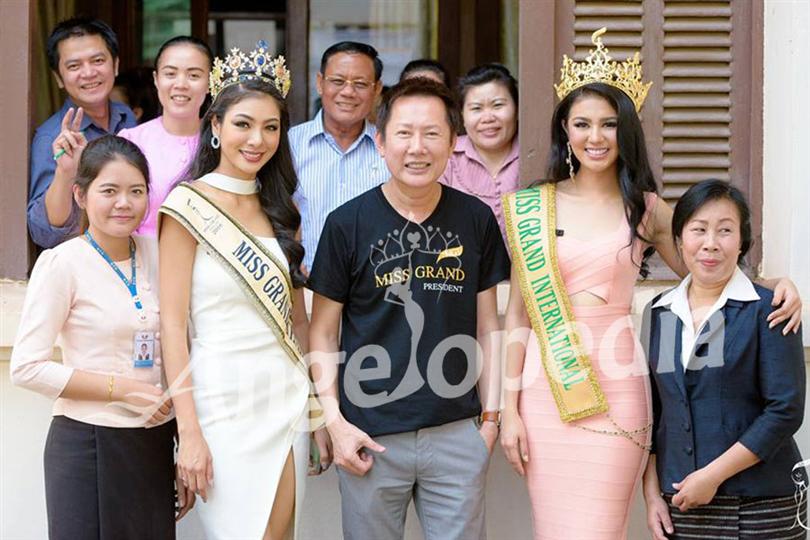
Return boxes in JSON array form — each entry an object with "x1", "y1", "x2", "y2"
[{"x1": 10, "y1": 236, "x2": 168, "y2": 428}]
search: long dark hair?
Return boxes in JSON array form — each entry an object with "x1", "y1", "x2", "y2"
[
  {"x1": 186, "y1": 79, "x2": 306, "y2": 288},
  {"x1": 544, "y1": 83, "x2": 657, "y2": 276}
]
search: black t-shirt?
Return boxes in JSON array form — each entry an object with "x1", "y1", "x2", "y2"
[{"x1": 308, "y1": 185, "x2": 510, "y2": 437}]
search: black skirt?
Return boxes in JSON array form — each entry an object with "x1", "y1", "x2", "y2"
[
  {"x1": 43, "y1": 415, "x2": 177, "y2": 540},
  {"x1": 663, "y1": 493, "x2": 807, "y2": 539}
]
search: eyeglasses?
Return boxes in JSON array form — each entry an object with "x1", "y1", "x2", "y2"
[{"x1": 324, "y1": 76, "x2": 375, "y2": 92}]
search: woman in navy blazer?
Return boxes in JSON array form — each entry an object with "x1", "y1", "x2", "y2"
[{"x1": 642, "y1": 179, "x2": 806, "y2": 540}]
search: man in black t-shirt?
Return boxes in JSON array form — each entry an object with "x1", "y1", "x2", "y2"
[{"x1": 309, "y1": 79, "x2": 510, "y2": 540}]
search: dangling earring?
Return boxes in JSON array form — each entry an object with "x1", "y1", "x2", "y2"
[
  {"x1": 211, "y1": 133, "x2": 220, "y2": 149},
  {"x1": 566, "y1": 141, "x2": 576, "y2": 182}
]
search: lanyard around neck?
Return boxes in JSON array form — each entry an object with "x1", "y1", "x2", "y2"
[{"x1": 84, "y1": 231, "x2": 146, "y2": 320}]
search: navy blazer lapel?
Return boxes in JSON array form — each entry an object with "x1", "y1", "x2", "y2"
[
  {"x1": 720, "y1": 299, "x2": 747, "y2": 347},
  {"x1": 672, "y1": 317, "x2": 688, "y2": 398}
]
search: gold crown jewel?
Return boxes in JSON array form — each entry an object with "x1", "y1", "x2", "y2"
[
  {"x1": 554, "y1": 27, "x2": 652, "y2": 112},
  {"x1": 209, "y1": 40, "x2": 292, "y2": 99}
]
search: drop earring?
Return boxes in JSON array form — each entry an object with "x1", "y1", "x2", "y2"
[
  {"x1": 566, "y1": 141, "x2": 576, "y2": 183},
  {"x1": 211, "y1": 133, "x2": 221, "y2": 149}
]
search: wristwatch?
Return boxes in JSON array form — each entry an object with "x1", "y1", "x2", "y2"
[{"x1": 478, "y1": 410, "x2": 501, "y2": 428}]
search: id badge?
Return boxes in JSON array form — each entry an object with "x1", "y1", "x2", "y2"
[{"x1": 133, "y1": 331, "x2": 155, "y2": 368}]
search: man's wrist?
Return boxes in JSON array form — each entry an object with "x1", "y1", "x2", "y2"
[{"x1": 478, "y1": 410, "x2": 501, "y2": 428}]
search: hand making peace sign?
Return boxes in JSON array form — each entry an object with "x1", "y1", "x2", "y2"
[{"x1": 52, "y1": 107, "x2": 88, "y2": 178}]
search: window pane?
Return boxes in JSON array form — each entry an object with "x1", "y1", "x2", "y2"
[
  {"x1": 142, "y1": 0, "x2": 191, "y2": 65},
  {"x1": 308, "y1": 0, "x2": 437, "y2": 116}
]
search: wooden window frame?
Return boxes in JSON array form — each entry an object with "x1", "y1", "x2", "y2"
[{"x1": 0, "y1": 0, "x2": 33, "y2": 280}]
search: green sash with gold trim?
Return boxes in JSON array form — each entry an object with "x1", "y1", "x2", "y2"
[
  {"x1": 159, "y1": 183, "x2": 324, "y2": 430},
  {"x1": 502, "y1": 183, "x2": 608, "y2": 422}
]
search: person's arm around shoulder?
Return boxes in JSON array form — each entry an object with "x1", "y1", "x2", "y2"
[
  {"x1": 647, "y1": 194, "x2": 688, "y2": 278},
  {"x1": 500, "y1": 264, "x2": 532, "y2": 476},
  {"x1": 159, "y1": 215, "x2": 214, "y2": 501},
  {"x1": 755, "y1": 277, "x2": 803, "y2": 334}
]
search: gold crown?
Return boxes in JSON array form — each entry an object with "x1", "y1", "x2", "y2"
[
  {"x1": 209, "y1": 40, "x2": 291, "y2": 99},
  {"x1": 554, "y1": 28, "x2": 652, "y2": 111}
]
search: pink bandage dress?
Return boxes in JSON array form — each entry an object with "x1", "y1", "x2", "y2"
[{"x1": 519, "y1": 193, "x2": 656, "y2": 540}]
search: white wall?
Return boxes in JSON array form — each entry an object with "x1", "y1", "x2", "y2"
[{"x1": 762, "y1": 0, "x2": 810, "y2": 343}]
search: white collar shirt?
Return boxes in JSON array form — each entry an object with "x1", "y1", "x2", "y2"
[{"x1": 653, "y1": 266, "x2": 760, "y2": 369}]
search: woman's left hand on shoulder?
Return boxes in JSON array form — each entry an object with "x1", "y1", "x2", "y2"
[
  {"x1": 768, "y1": 278, "x2": 803, "y2": 335},
  {"x1": 671, "y1": 468, "x2": 720, "y2": 512}
]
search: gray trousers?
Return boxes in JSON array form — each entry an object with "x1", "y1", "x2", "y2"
[{"x1": 337, "y1": 417, "x2": 491, "y2": 540}]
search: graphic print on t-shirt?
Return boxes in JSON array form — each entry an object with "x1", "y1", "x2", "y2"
[
  {"x1": 370, "y1": 220, "x2": 465, "y2": 296},
  {"x1": 366, "y1": 219, "x2": 468, "y2": 402}
]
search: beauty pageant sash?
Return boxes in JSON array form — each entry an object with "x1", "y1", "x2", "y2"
[
  {"x1": 159, "y1": 183, "x2": 324, "y2": 429},
  {"x1": 503, "y1": 183, "x2": 608, "y2": 422}
]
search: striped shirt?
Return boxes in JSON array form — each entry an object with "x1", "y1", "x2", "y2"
[{"x1": 289, "y1": 110, "x2": 388, "y2": 271}]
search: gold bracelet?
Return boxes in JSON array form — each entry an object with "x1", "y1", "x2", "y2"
[{"x1": 107, "y1": 375, "x2": 115, "y2": 401}]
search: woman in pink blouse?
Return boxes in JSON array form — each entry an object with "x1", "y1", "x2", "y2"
[
  {"x1": 11, "y1": 136, "x2": 193, "y2": 539},
  {"x1": 440, "y1": 63, "x2": 519, "y2": 242},
  {"x1": 119, "y1": 36, "x2": 212, "y2": 236}
]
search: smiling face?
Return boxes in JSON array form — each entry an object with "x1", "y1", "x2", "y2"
[
  {"x1": 375, "y1": 95, "x2": 455, "y2": 190},
  {"x1": 316, "y1": 52, "x2": 380, "y2": 131},
  {"x1": 463, "y1": 81, "x2": 517, "y2": 154},
  {"x1": 75, "y1": 157, "x2": 148, "y2": 240},
  {"x1": 564, "y1": 94, "x2": 620, "y2": 176},
  {"x1": 678, "y1": 197, "x2": 742, "y2": 289},
  {"x1": 211, "y1": 94, "x2": 281, "y2": 180},
  {"x1": 154, "y1": 43, "x2": 210, "y2": 121},
  {"x1": 55, "y1": 34, "x2": 118, "y2": 110}
]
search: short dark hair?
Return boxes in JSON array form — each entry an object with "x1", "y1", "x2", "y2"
[
  {"x1": 376, "y1": 78, "x2": 461, "y2": 139},
  {"x1": 154, "y1": 35, "x2": 213, "y2": 70},
  {"x1": 458, "y1": 63, "x2": 518, "y2": 108},
  {"x1": 46, "y1": 17, "x2": 119, "y2": 72},
  {"x1": 320, "y1": 41, "x2": 383, "y2": 81},
  {"x1": 672, "y1": 179, "x2": 752, "y2": 262},
  {"x1": 399, "y1": 59, "x2": 449, "y2": 86}
]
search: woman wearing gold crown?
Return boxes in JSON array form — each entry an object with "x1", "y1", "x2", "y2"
[
  {"x1": 157, "y1": 42, "x2": 329, "y2": 539},
  {"x1": 498, "y1": 29, "x2": 803, "y2": 539}
]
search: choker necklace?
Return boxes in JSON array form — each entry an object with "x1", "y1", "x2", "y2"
[{"x1": 199, "y1": 172, "x2": 259, "y2": 194}]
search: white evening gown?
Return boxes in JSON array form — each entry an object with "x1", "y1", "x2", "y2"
[{"x1": 188, "y1": 237, "x2": 310, "y2": 540}]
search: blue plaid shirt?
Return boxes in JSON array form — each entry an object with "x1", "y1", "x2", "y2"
[
  {"x1": 289, "y1": 110, "x2": 388, "y2": 271},
  {"x1": 28, "y1": 98, "x2": 136, "y2": 248}
]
